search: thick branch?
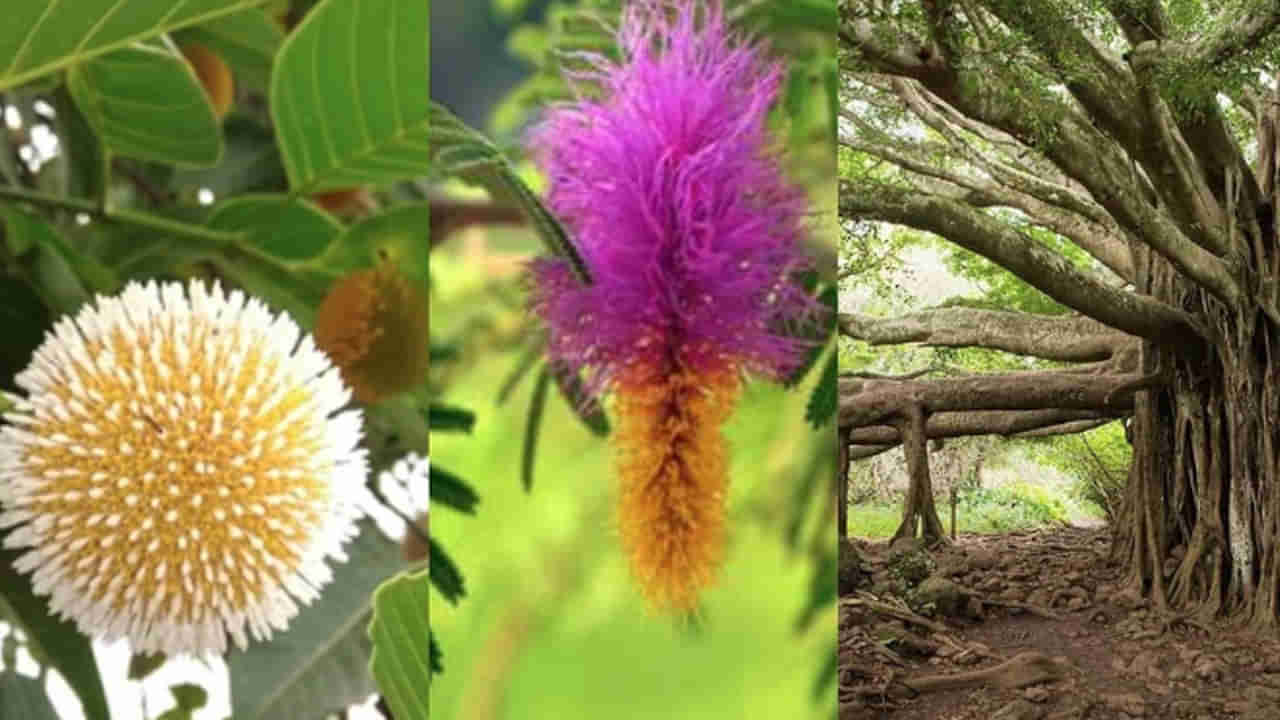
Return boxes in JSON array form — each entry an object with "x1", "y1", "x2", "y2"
[
  {"x1": 847, "y1": 16, "x2": 1246, "y2": 307},
  {"x1": 841, "y1": 16, "x2": 953, "y2": 86},
  {"x1": 981, "y1": 0, "x2": 1234, "y2": 256},
  {"x1": 839, "y1": 180, "x2": 1203, "y2": 343},
  {"x1": 842, "y1": 106, "x2": 1135, "y2": 281},
  {"x1": 847, "y1": 408, "x2": 1117, "y2": 444},
  {"x1": 839, "y1": 307, "x2": 1132, "y2": 362},
  {"x1": 1105, "y1": 0, "x2": 1266, "y2": 257},
  {"x1": 1012, "y1": 418, "x2": 1115, "y2": 438},
  {"x1": 1181, "y1": 4, "x2": 1280, "y2": 70},
  {"x1": 838, "y1": 370, "x2": 1158, "y2": 428},
  {"x1": 849, "y1": 444, "x2": 895, "y2": 461}
]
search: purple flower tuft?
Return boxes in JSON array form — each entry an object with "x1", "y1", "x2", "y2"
[{"x1": 528, "y1": 0, "x2": 819, "y2": 391}]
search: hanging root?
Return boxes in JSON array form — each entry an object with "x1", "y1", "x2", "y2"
[{"x1": 613, "y1": 364, "x2": 739, "y2": 611}]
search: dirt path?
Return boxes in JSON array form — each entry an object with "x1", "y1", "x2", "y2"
[{"x1": 839, "y1": 527, "x2": 1280, "y2": 719}]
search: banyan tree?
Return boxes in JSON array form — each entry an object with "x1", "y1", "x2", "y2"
[{"x1": 840, "y1": 0, "x2": 1280, "y2": 626}]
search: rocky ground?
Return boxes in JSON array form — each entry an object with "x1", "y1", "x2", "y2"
[{"x1": 839, "y1": 527, "x2": 1280, "y2": 720}]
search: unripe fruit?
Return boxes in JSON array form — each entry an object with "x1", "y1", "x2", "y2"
[
  {"x1": 179, "y1": 44, "x2": 234, "y2": 119},
  {"x1": 313, "y1": 261, "x2": 430, "y2": 405},
  {"x1": 312, "y1": 187, "x2": 375, "y2": 218}
]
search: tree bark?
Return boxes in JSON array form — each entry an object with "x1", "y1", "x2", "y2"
[
  {"x1": 892, "y1": 404, "x2": 949, "y2": 544},
  {"x1": 838, "y1": 426, "x2": 850, "y2": 539}
]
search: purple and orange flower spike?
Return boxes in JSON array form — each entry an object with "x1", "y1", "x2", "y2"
[{"x1": 528, "y1": 0, "x2": 820, "y2": 611}]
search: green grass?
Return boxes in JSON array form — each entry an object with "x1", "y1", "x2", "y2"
[
  {"x1": 848, "y1": 481, "x2": 1101, "y2": 539},
  {"x1": 429, "y1": 250, "x2": 833, "y2": 720}
]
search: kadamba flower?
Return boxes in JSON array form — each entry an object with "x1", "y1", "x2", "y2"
[
  {"x1": 0, "y1": 280, "x2": 368, "y2": 655},
  {"x1": 313, "y1": 260, "x2": 430, "y2": 405},
  {"x1": 528, "y1": 1, "x2": 819, "y2": 610}
]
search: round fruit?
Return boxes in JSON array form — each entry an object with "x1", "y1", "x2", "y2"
[
  {"x1": 313, "y1": 261, "x2": 430, "y2": 405},
  {"x1": 312, "y1": 187, "x2": 374, "y2": 217},
  {"x1": 180, "y1": 43, "x2": 234, "y2": 119}
]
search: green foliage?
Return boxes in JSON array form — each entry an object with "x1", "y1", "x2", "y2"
[
  {"x1": 1021, "y1": 421, "x2": 1130, "y2": 522},
  {"x1": 426, "y1": 403, "x2": 476, "y2": 433},
  {"x1": 172, "y1": 9, "x2": 284, "y2": 89},
  {"x1": 368, "y1": 568, "x2": 432, "y2": 720},
  {"x1": 849, "y1": 480, "x2": 1079, "y2": 539},
  {"x1": 959, "y1": 482, "x2": 1069, "y2": 530},
  {"x1": 0, "y1": 0, "x2": 268, "y2": 91},
  {"x1": 127, "y1": 651, "x2": 166, "y2": 681},
  {"x1": 0, "y1": 275, "x2": 52, "y2": 391},
  {"x1": 547, "y1": 362, "x2": 610, "y2": 436},
  {"x1": 930, "y1": 226, "x2": 1085, "y2": 316},
  {"x1": 67, "y1": 42, "x2": 223, "y2": 167},
  {"x1": 154, "y1": 683, "x2": 208, "y2": 720},
  {"x1": 0, "y1": 670, "x2": 58, "y2": 720},
  {"x1": 270, "y1": 0, "x2": 431, "y2": 192},
  {"x1": 885, "y1": 548, "x2": 933, "y2": 592},
  {"x1": 226, "y1": 520, "x2": 405, "y2": 720},
  {"x1": 428, "y1": 465, "x2": 479, "y2": 516},
  {"x1": 805, "y1": 349, "x2": 838, "y2": 428},
  {"x1": 0, "y1": 543, "x2": 109, "y2": 720},
  {"x1": 521, "y1": 366, "x2": 551, "y2": 492}
]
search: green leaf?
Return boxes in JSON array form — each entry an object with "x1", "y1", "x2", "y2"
[
  {"x1": 737, "y1": 0, "x2": 836, "y2": 34},
  {"x1": 0, "y1": 276, "x2": 49, "y2": 394},
  {"x1": 428, "y1": 103, "x2": 591, "y2": 285},
  {"x1": 212, "y1": 247, "x2": 326, "y2": 329},
  {"x1": 548, "y1": 362, "x2": 609, "y2": 436},
  {"x1": 794, "y1": 547, "x2": 836, "y2": 632},
  {"x1": 495, "y1": 339, "x2": 544, "y2": 405},
  {"x1": 784, "y1": 283, "x2": 836, "y2": 388},
  {"x1": 368, "y1": 568, "x2": 431, "y2": 720},
  {"x1": 0, "y1": 671, "x2": 58, "y2": 720},
  {"x1": 67, "y1": 42, "x2": 223, "y2": 167},
  {"x1": 0, "y1": 0, "x2": 273, "y2": 91},
  {"x1": 428, "y1": 630, "x2": 442, "y2": 674},
  {"x1": 170, "y1": 115, "x2": 287, "y2": 198},
  {"x1": 173, "y1": 8, "x2": 283, "y2": 88},
  {"x1": 226, "y1": 520, "x2": 404, "y2": 720},
  {"x1": 811, "y1": 643, "x2": 837, "y2": 702},
  {"x1": 52, "y1": 88, "x2": 108, "y2": 201},
  {"x1": 428, "y1": 539, "x2": 465, "y2": 606},
  {"x1": 207, "y1": 193, "x2": 341, "y2": 261},
  {"x1": 804, "y1": 350, "x2": 837, "y2": 429},
  {"x1": 522, "y1": 367, "x2": 551, "y2": 492},
  {"x1": 127, "y1": 652, "x2": 166, "y2": 681},
  {"x1": 1, "y1": 206, "x2": 119, "y2": 295},
  {"x1": 154, "y1": 683, "x2": 207, "y2": 720},
  {"x1": 0, "y1": 206, "x2": 92, "y2": 316},
  {"x1": 425, "y1": 403, "x2": 475, "y2": 434},
  {"x1": 428, "y1": 465, "x2": 478, "y2": 515},
  {"x1": 324, "y1": 204, "x2": 429, "y2": 279},
  {"x1": 270, "y1": 0, "x2": 431, "y2": 192},
  {"x1": 0, "y1": 544, "x2": 109, "y2": 720}
]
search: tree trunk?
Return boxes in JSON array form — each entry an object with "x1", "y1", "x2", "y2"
[
  {"x1": 838, "y1": 427, "x2": 850, "y2": 539},
  {"x1": 892, "y1": 404, "x2": 949, "y2": 544},
  {"x1": 1113, "y1": 245, "x2": 1280, "y2": 625}
]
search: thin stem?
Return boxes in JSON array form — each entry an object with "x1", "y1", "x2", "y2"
[
  {"x1": 0, "y1": 184, "x2": 242, "y2": 247},
  {"x1": 99, "y1": 147, "x2": 113, "y2": 213}
]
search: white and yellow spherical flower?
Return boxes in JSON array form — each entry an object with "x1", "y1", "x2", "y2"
[{"x1": 0, "y1": 279, "x2": 368, "y2": 656}]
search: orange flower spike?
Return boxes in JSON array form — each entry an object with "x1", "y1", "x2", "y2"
[
  {"x1": 313, "y1": 261, "x2": 429, "y2": 405},
  {"x1": 613, "y1": 364, "x2": 739, "y2": 611}
]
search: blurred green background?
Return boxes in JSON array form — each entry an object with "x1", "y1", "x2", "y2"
[
  {"x1": 431, "y1": 262, "x2": 832, "y2": 718},
  {"x1": 428, "y1": 1, "x2": 837, "y2": 717}
]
